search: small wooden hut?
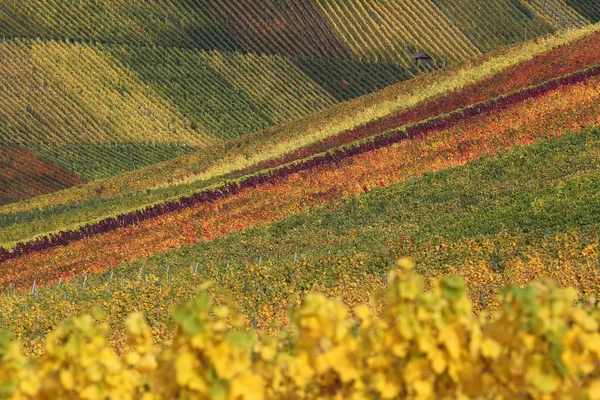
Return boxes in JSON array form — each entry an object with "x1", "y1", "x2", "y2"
[{"x1": 412, "y1": 52, "x2": 431, "y2": 66}]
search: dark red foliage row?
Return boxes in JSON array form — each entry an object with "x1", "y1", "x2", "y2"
[{"x1": 1, "y1": 64, "x2": 599, "y2": 265}]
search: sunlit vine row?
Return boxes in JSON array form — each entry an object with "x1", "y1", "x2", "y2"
[
  {"x1": 313, "y1": 0, "x2": 481, "y2": 66},
  {"x1": 431, "y1": 0, "x2": 554, "y2": 51}
]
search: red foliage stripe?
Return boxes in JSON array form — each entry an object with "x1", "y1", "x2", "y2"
[{"x1": 1, "y1": 64, "x2": 599, "y2": 264}]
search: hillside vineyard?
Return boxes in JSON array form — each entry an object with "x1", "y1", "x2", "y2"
[
  {"x1": 2, "y1": 1, "x2": 600, "y2": 399},
  {"x1": 2, "y1": 0, "x2": 599, "y2": 202}
]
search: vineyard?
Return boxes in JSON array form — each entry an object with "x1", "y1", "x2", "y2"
[
  {"x1": 0, "y1": 25, "x2": 597, "y2": 241},
  {"x1": 3, "y1": 31, "x2": 600, "y2": 257},
  {"x1": 3, "y1": 2, "x2": 600, "y2": 398},
  {"x1": 2, "y1": 0, "x2": 600, "y2": 203}
]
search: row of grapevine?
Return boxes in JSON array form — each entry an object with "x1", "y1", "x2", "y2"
[
  {"x1": 293, "y1": 55, "x2": 414, "y2": 101},
  {"x1": 202, "y1": 0, "x2": 349, "y2": 58},
  {"x1": 1, "y1": 68, "x2": 599, "y2": 281},
  {"x1": 0, "y1": 0, "x2": 239, "y2": 51},
  {"x1": 313, "y1": 0, "x2": 481, "y2": 66},
  {"x1": 524, "y1": 0, "x2": 589, "y2": 29},
  {"x1": 35, "y1": 143, "x2": 198, "y2": 182},
  {"x1": 430, "y1": 0, "x2": 554, "y2": 52},
  {"x1": 0, "y1": 147, "x2": 86, "y2": 206},
  {"x1": 566, "y1": 0, "x2": 600, "y2": 21}
]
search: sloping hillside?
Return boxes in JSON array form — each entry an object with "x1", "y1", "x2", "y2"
[
  {"x1": 2, "y1": 0, "x2": 599, "y2": 204},
  {"x1": 2, "y1": 25, "x2": 600, "y2": 274},
  {"x1": 1, "y1": 25, "x2": 597, "y2": 246}
]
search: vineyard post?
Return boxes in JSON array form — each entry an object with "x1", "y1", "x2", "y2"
[
  {"x1": 31, "y1": 280, "x2": 36, "y2": 295},
  {"x1": 294, "y1": 253, "x2": 297, "y2": 263},
  {"x1": 81, "y1": 275, "x2": 87, "y2": 292},
  {"x1": 194, "y1": 262, "x2": 199, "y2": 274},
  {"x1": 480, "y1": 287, "x2": 485, "y2": 309}
]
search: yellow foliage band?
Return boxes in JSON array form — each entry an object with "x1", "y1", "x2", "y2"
[{"x1": 2, "y1": 262, "x2": 600, "y2": 399}]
